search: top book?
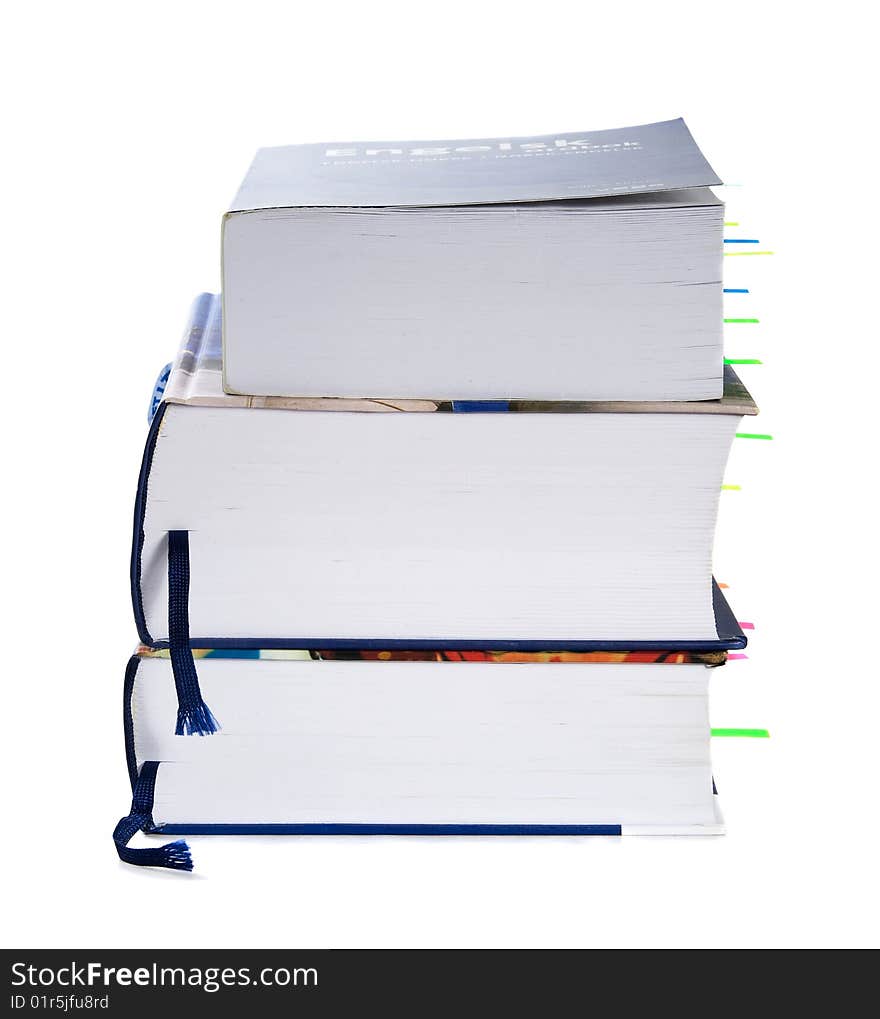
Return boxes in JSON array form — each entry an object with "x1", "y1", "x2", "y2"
[{"x1": 222, "y1": 119, "x2": 724, "y2": 401}]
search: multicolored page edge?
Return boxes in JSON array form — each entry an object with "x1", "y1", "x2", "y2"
[
  {"x1": 162, "y1": 292, "x2": 758, "y2": 416},
  {"x1": 136, "y1": 645, "x2": 727, "y2": 666}
]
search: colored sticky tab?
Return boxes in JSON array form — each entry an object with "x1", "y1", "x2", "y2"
[
  {"x1": 725, "y1": 358, "x2": 762, "y2": 365},
  {"x1": 711, "y1": 728, "x2": 770, "y2": 738},
  {"x1": 723, "y1": 221, "x2": 739, "y2": 227},
  {"x1": 721, "y1": 484, "x2": 741, "y2": 491},
  {"x1": 724, "y1": 318, "x2": 760, "y2": 324},
  {"x1": 738, "y1": 621, "x2": 755, "y2": 630},
  {"x1": 724, "y1": 250, "x2": 774, "y2": 256},
  {"x1": 723, "y1": 288, "x2": 749, "y2": 294},
  {"x1": 728, "y1": 653, "x2": 748, "y2": 660},
  {"x1": 724, "y1": 239, "x2": 760, "y2": 244},
  {"x1": 735, "y1": 433, "x2": 773, "y2": 440}
]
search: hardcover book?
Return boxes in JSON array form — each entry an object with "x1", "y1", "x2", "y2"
[
  {"x1": 114, "y1": 650, "x2": 726, "y2": 870},
  {"x1": 133, "y1": 294, "x2": 754, "y2": 651},
  {"x1": 221, "y1": 119, "x2": 726, "y2": 402}
]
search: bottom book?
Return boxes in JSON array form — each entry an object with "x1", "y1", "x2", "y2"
[{"x1": 116, "y1": 649, "x2": 727, "y2": 870}]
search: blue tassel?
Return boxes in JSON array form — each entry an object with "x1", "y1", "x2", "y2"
[
  {"x1": 113, "y1": 762, "x2": 194, "y2": 871},
  {"x1": 113, "y1": 815, "x2": 193, "y2": 871},
  {"x1": 176, "y1": 700, "x2": 221, "y2": 738},
  {"x1": 168, "y1": 530, "x2": 220, "y2": 736}
]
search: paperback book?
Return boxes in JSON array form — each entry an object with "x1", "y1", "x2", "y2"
[{"x1": 222, "y1": 119, "x2": 725, "y2": 402}]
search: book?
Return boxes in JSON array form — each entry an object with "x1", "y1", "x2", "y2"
[
  {"x1": 221, "y1": 118, "x2": 725, "y2": 402},
  {"x1": 114, "y1": 650, "x2": 725, "y2": 870},
  {"x1": 133, "y1": 293, "x2": 754, "y2": 652}
]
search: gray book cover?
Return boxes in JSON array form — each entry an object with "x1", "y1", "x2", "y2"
[{"x1": 230, "y1": 118, "x2": 721, "y2": 210}]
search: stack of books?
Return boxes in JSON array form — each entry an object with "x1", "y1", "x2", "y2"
[{"x1": 115, "y1": 119, "x2": 759, "y2": 870}]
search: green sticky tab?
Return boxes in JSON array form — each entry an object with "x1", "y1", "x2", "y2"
[
  {"x1": 735, "y1": 433, "x2": 773, "y2": 440},
  {"x1": 724, "y1": 318, "x2": 760, "y2": 324},
  {"x1": 724, "y1": 358, "x2": 763, "y2": 365},
  {"x1": 711, "y1": 728, "x2": 770, "y2": 738}
]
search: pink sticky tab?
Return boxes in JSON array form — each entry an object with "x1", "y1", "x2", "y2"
[
  {"x1": 728, "y1": 653, "x2": 749, "y2": 660},
  {"x1": 739, "y1": 621, "x2": 755, "y2": 630}
]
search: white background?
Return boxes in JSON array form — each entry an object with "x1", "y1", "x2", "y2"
[{"x1": 3, "y1": 1, "x2": 877, "y2": 949}]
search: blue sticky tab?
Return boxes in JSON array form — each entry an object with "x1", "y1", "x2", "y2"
[
  {"x1": 723, "y1": 288, "x2": 749, "y2": 293},
  {"x1": 451, "y1": 400, "x2": 511, "y2": 413},
  {"x1": 723, "y1": 239, "x2": 760, "y2": 244}
]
